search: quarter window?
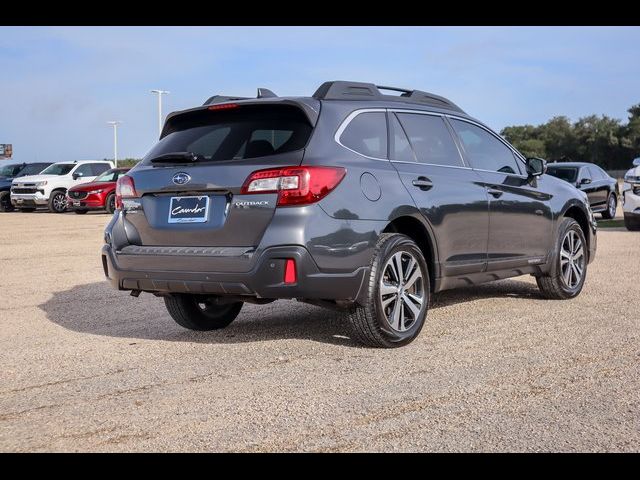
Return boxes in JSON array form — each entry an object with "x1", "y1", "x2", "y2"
[
  {"x1": 396, "y1": 113, "x2": 463, "y2": 167},
  {"x1": 450, "y1": 119, "x2": 522, "y2": 174},
  {"x1": 340, "y1": 112, "x2": 387, "y2": 159}
]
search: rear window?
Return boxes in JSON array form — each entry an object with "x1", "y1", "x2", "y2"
[
  {"x1": 144, "y1": 105, "x2": 312, "y2": 163},
  {"x1": 547, "y1": 166, "x2": 578, "y2": 183}
]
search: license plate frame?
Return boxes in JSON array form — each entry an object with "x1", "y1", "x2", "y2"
[{"x1": 168, "y1": 196, "x2": 210, "y2": 224}]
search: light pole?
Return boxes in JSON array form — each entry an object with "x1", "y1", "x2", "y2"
[
  {"x1": 150, "y1": 89, "x2": 170, "y2": 137},
  {"x1": 107, "y1": 121, "x2": 121, "y2": 167}
]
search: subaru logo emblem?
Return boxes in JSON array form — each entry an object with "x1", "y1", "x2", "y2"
[{"x1": 172, "y1": 172, "x2": 191, "y2": 185}]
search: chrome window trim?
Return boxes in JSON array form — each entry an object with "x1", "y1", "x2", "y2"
[
  {"x1": 334, "y1": 107, "x2": 529, "y2": 174},
  {"x1": 390, "y1": 160, "x2": 472, "y2": 170}
]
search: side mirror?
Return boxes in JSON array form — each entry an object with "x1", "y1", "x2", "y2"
[
  {"x1": 580, "y1": 178, "x2": 592, "y2": 185},
  {"x1": 633, "y1": 158, "x2": 640, "y2": 167},
  {"x1": 526, "y1": 157, "x2": 547, "y2": 177},
  {"x1": 72, "y1": 172, "x2": 81, "y2": 180}
]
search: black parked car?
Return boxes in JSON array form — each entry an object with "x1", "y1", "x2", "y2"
[
  {"x1": 0, "y1": 162, "x2": 52, "y2": 212},
  {"x1": 102, "y1": 81, "x2": 597, "y2": 348},
  {"x1": 546, "y1": 162, "x2": 619, "y2": 219}
]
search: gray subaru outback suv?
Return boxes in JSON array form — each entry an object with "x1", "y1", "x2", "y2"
[{"x1": 102, "y1": 81, "x2": 596, "y2": 347}]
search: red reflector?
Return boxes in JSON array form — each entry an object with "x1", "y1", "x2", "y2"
[
  {"x1": 284, "y1": 259, "x2": 297, "y2": 284},
  {"x1": 208, "y1": 103, "x2": 239, "y2": 110}
]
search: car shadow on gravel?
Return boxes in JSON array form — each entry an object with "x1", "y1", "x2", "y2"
[{"x1": 39, "y1": 278, "x2": 541, "y2": 347}]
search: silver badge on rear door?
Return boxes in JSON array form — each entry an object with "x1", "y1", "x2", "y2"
[{"x1": 172, "y1": 172, "x2": 191, "y2": 185}]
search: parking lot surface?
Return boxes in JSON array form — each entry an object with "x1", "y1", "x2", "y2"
[{"x1": 0, "y1": 211, "x2": 638, "y2": 452}]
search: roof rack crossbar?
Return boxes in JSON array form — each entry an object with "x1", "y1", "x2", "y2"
[
  {"x1": 376, "y1": 85, "x2": 412, "y2": 95},
  {"x1": 312, "y1": 81, "x2": 465, "y2": 113}
]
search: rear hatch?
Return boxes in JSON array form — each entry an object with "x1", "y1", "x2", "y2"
[{"x1": 123, "y1": 103, "x2": 314, "y2": 247}]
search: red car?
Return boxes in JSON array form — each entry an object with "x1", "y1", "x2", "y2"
[{"x1": 66, "y1": 167, "x2": 130, "y2": 214}]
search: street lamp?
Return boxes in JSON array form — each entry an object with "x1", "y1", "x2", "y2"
[
  {"x1": 150, "y1": 89, "x2": 170, "y2": 137},
  {"x1": 107, "y1": 121, "x2": 122, "y2": 167}
]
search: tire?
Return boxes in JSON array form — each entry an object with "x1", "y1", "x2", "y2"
[
  {"x1": 346, "y1": 233, "x2": 430, "y2": 348},
  {"x1": 48, "y1": 190, "x2": 67, "y2": 213},
  {"x1": 74, "y1": 209, "x2": 88, "y2": 215},
  {"x1": 624, "y1": 213, "x2": 640, "y2": 231},
  {"x1": 19, "y1": 208, "x2": 36, "y2": 212},
  {"x1": 536, "y1": 218, "x2": 588, "y2": 299},
  {"x1": 105, "y1": 193, "x2": 116, "y2": 214},
  {"x1": 164, "y1": 294, "x2": 243, "y2": 331},
  {"x1": 601, "y1": 193, "x2": 617, "y2": 219},
  {"x1": 0, "y1": 191, "x2": 14, "y2": 212}
]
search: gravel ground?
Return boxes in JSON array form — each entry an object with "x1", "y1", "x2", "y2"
[{"x1": 0, "y1": 210, "x2": 638, "y2": 452}]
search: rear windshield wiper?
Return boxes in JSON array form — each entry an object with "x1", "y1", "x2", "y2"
[{"x1": 149, "y1": 152, "x2": 205, "y2": 164}]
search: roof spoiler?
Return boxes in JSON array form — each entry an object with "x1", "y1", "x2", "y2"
[
  {"x1": 203, "y1": 88, "x2": 278, "y2": 106},
  {"x1": 312, "y1": 80, "x2": 465, "y2": 113}
]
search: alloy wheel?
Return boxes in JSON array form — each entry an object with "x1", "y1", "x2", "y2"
[
  {"x1": 560, "y1": 230, "x2": 585, "y2": 289},
  {"x1": 53, "y1": 193, "x2": 67, "y2": 212},
  {"x1": 379, "y1": 251, "x2": 425, "y2": 332},
  {"x1": 609, "y1": 196, "x2": 616, "y2": 217}
]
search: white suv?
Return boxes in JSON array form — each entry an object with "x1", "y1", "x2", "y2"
[
  {"x1": 11, "y1": 160, "x2": 114, "y2": 213},
  {"x1": 622, "y1": 158, "x2": 640, "y2": 231}
]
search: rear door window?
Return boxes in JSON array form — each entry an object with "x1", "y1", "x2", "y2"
[
  {"x1": 339, "y1": 112, "x2": 387, "y2": 159},
  {"x1": 145, "y1": 105, "x2": 313, "y2": 163},
  {"x1": 389, "y1": 113, "x2": 417, "y2": 163},
  {"x1": 90, "y1": 163, "x2": 110, "y2": 176},
  {"x1": 396, "y1": 113, "x2": 463, "y2": 167}
]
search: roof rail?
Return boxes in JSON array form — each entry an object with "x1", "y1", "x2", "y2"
[{"x1": 312, "y1": 81, "x2": 465, "y2": 113}]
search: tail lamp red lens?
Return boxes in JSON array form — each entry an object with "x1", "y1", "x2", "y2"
[
  {"x1": 284, "y1": 259, "x2": 297, "y2": 284},
  {"x1": 240, "y1": 166, "x2": 346, "y2": 206},
  {"x1": 115, "y1": 175, "x2": 138, "y2": 209},
  {"x1": 208, "y1": 103, "x2": 239, "y2": 111}
]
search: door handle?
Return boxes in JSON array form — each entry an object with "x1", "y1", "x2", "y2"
[
  {"x1": 412, "y1": 177, "x2": 433, "y2": 190},
  {"x1": 487, "y1": 187, "x2": 503, "y2": 198}
]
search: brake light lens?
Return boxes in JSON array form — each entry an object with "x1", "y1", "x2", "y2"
[
  {"x1": 115, "y1": 175, "x2": 138, "y2": 209},
  {"x1": 240, "y1": 166, "x2": 346, "y2": 206},
  {"x1": 208, "y1": 103, "x2": 239, "y2": 111}
]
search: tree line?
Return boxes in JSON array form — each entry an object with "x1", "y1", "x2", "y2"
[{"x1": 500, "y1": 104, "x2": 640, "y2": 170}]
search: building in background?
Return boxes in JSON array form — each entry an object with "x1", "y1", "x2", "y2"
[{"x1": 0, "y1": 144, "x2": 13, "y2": 160}]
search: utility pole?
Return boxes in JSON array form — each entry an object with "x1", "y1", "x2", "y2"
[
  {"x1": 150, "y1": 89, "x2": 170, "y2": 137},
  {"x1": 107, "y1": 121, "x2": 122, "y2": 167}
]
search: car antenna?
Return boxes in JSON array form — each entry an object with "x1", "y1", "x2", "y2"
[{"x1": 257, "y1": 88, "x2": 278, "y2": 98}]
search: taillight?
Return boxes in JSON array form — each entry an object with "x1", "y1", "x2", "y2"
[
  {"x1": 115, "y1": 175, "x2": 138, "y2": 209},
  {"x1": 240, "y1": 166, "x2": 346, "y2": 206}
]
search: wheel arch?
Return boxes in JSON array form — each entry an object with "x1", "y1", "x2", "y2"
[
  {"x1": 560, "y1": 202, "x2": 591, "y2": 259},
  {"x1": 382, "y1": 212, "x2": 439, "y2": 292}
]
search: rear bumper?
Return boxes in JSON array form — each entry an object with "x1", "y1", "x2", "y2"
[{"x1": 101, "y1": 243, "x2": 369, "y2": 301}]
